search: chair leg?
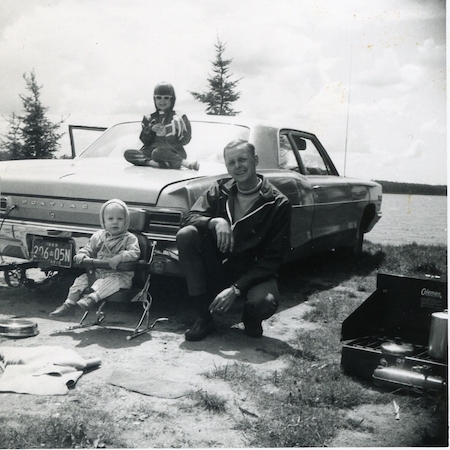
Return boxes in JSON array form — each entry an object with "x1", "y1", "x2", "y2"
[
  {"x1": 126, "y1": 294, "x2": 152, "y2": 340},
  {"x1": 68, "y1": 301, "x2": 106, "y2": 331}
]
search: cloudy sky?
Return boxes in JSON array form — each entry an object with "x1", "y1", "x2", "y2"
[{"x1": 0, "y1": 0, "x2": 446, "y2": 185}]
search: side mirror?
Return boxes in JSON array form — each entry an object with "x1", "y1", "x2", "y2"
[{"x1": 297, "y1": 138, "x2": 307, "y2": 151}]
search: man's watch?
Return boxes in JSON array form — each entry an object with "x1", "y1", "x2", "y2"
[{"x1": 231, "y1": 284, "x2": 241, "y2": 296}]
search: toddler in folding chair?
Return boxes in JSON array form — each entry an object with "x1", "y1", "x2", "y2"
[{"x1": 49, "y1": 199, "x2": 141, "y2": 317}]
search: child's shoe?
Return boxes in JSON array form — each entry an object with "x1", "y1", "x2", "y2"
[
  {"x1": 49, "y1": 302, "x2": 75, "y2": 317},
  {"x1": 77, "y1": 295, "x2": 97, "y2": 311},
  {"x1": 188, "y1": 161, "x2": 200, "y2": 171}
]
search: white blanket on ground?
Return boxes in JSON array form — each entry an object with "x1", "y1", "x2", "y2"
[{"x1": 0, "y1": 346, "x2": 101, "y2": 395}]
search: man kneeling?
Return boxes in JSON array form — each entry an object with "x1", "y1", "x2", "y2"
[{"x1": 176, "y1": 139, "x2": 291, "y2": 341}]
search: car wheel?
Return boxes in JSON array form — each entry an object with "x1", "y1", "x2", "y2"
[
  {"x1": 352, "y1": 224, "x2": 364, "y2": 256},
  {"x1": 4, "y1": 268, "x2": 26, "y2": 288}
]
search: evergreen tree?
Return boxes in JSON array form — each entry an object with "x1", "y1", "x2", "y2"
[
  {"x1": 190, "y1": 40, "x2": 242, "y2": 116},
  {"x1": 0, "y1": 71, "x2": 64, "y2": 159},
  {"x1": 1, "y1": 113, "x2": 22, "y2": 160}
]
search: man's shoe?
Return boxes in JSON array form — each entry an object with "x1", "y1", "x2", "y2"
[
  {"x1": 185, "y1": 317, "x2": 215, "y2": 341},
  {"x1": 243, "y1": 317, "x2": 263, "y2": 338},
  {"x1": 77, "y1": 296, "x2": 97, "y2": 311},
  {"x1": 49, "y1": 303, "x2": 75, "y2": 317}
]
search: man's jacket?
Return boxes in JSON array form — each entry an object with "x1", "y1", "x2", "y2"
[{"x1": 181, "y1": 175, "x2": 292, "y2": 293}]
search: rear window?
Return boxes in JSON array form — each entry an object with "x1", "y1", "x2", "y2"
[{"x1": 79, "y1": 121, "x2": 250, "y2": 163}]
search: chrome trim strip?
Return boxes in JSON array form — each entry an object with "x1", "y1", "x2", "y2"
[{"x1": 0, "y1": 219, "x2": 177, "y2": 242}]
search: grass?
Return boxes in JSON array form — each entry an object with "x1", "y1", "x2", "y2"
[
  {"x1": 188, "y1": 389, "x2": 227, "y2": 414},
  {"x1": 1, "y1": 242, "x2": 447, "y2": 448},
  {"x1": 0, "y1": 409, "x2": 125, "y2": 449},
  {"x1": 204, "y1": 242, "x2": 448, "y2": 447}
]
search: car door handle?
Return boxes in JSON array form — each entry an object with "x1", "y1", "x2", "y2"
[{"x1": 312, "y1": 185, "x2": 322, "y2": 190}]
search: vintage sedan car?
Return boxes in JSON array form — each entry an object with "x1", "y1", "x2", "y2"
[{"x1": 0, "y1": 115, "x2": 382, "y2": 283}]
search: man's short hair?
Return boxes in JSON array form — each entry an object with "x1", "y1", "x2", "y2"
[{"x1": 223, "y1": 139, "x2": 255, "y2": 157}]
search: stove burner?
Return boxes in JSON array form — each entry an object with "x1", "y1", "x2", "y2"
[{"x1": 341, "y1": 336, "x2": 447, "y2": 391}]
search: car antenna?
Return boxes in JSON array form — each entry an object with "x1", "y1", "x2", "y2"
[{"x1": 344, "y1": 45, "x2": 352, "y2": 177}]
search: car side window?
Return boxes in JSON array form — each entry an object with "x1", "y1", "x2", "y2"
[
  {"x1": 278, "y1": 134, "x2": 298, "y2": 170},
  {"x1": 300, "y1": 139, "x2": 329, "y2": 175}
]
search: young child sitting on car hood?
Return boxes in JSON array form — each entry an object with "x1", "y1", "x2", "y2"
[
  {"x1": 49, "y1": 199, "x2": 140, "y2": 317},
  {"x1": 124, "y1": 82, "x2": 198, "y2": 170}
]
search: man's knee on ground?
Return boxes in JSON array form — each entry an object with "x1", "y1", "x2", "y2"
[{"x1": 245, "y1": 292, "x2": 278, "y2": 321}]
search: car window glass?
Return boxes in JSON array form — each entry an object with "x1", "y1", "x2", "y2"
[
  {"x1": 186, "y1": 122, "x2": 250, "y2": 163},
  {"x1": 79, "y1": 123, "x2": 142, "y2": 158},
  {"x1": 79, "y1": 121, "x2": 250, "y2": 164},
  {"x1": 300, "y1": 139, "x2": 329, "y2": 175},
  {"x1": 278, "y1": 134, "x2": 298, "y2": 170}
]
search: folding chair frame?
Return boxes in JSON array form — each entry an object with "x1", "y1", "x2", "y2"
[{"x1": 69, "y1": 240, "x2": 167, "y2": 340}]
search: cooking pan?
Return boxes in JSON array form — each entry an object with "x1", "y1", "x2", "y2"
[
  {"x1": 380, "y1": 341, "x2": 415, "y2": 356},
  {"x1": 0, "y1": 318, "x2": 39, "y2": 338}
]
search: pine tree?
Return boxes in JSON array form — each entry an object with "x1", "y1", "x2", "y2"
[
  {"x1": 0, "y1": 71, "x2": 64, "y2": 159},
  {"x1": 190, "y1": 40, "x2": 242, "y2": 116},
  {"x1": 1, "y1": 113, "x2": 22, "y2": 160}
]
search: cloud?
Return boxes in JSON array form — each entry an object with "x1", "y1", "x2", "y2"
[
  {"x1": 0, "y1": 0, "x2": 446, "y2": 185},
  {"x1": 404, "y1": 140, "x2": 425, "y2": 158}
]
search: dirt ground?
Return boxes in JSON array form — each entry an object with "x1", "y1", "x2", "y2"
[{"x1": 0, "y1": 267, "x2": 445, "y2": 448}]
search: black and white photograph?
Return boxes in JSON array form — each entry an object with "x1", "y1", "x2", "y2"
[{"x1": 0, "y1": 0, "x2": 447, "y2": 447}]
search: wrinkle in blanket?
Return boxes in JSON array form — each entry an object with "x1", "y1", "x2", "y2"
[{"x1": 0, "y1": 346, "x2": 101, "y2": 395}]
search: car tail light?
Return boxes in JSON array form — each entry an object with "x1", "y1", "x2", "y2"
[
  {"x1": 146, "y1": 211, "x2": 182, "y2": 234},
  {"x1": 0, "y1": 197, "x2": 7, "y2": 214}
]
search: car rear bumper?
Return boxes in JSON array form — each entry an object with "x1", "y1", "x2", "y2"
[{"x1": 0, "y1": 220, "x2": 183, "y2": 277}]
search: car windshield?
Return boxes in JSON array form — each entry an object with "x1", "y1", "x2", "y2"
[{"x1": 78, "y1": 121, "x2": 250, "y2": 163}]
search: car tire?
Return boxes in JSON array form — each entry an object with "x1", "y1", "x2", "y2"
[{"x1": 352, "y1": 224, "x2": 364, "y2": 256}]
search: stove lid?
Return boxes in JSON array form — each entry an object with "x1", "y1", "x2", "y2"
[{"x1": 341, "y1": 273, "x2": 448, "y2": 345}]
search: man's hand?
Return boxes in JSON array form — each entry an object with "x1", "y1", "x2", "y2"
[
  {"x1": 209, "y1": 286, "x2": 237, "y2": 313},
  {"x1": 209, "y1": 218, "x2": 234, "y2": 253}
]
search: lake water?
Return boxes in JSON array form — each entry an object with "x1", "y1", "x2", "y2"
[{"x1": 365, "y1": 193, "x2": 447, "y2": 246}]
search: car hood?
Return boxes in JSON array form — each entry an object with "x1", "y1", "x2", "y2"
[{"x1": 0, "y1": 158, "x2": 227, "y2": 205}]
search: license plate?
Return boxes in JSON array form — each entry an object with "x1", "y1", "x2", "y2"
[{"x1": 31, "y1": 238, "x2": 73, "y2": 268}]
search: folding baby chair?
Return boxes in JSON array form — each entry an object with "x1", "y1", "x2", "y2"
[{"x1": 69, "y1": 234, "x2": 166, "y2": 340}]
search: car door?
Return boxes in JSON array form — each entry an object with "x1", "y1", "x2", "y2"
[
  {"x1": 69, "y1": 125, "x2": 107, "y2": 158},
  {"x1": 279, "y1": 130, "x2": 356, "y2": 249},
  {"x1": 273, "y1": 132, "x2": 315, "y2": 252},
  {"x1": 296, "y1": 133, "x2": 356, "y2": 246}
]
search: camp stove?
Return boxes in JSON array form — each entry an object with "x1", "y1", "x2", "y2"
[{"x1": 341, "y1": 273, "x2": 448, "y2": 392}]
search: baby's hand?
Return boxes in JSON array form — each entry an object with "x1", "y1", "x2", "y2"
[
  {"x1": 73, "y1": 254, "x2": 87, "y2": 265},
  {"x1": 108, "y1": 255, "x2": 122, "y2": 270}
]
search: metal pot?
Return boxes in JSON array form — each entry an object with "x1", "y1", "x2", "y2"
[
  {"x1": 428, "y1": 311, "x2": 448, "y2": 360},
  {"x1": 381, "y1": 341, "x2": 415, "y2": 356},
  {"x1": 0, "y1": 318, "x2": 39, "y2": 338}
]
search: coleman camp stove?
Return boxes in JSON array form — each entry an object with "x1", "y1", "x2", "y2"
[{"x1": 341, "y1": 272, "x2": 447, "y2": 392}]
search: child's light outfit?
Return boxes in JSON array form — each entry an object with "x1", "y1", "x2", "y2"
[
  {"x1": 68, "y1": 228, "x2": 140, "y2": 300},
  {"x1": 49, "y1": 199, "x2": 140, "y2": 317}
]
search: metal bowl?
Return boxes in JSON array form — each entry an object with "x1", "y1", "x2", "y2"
[{"x1": 0, "y1": 318, "x2": 39, "y2": 338}]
